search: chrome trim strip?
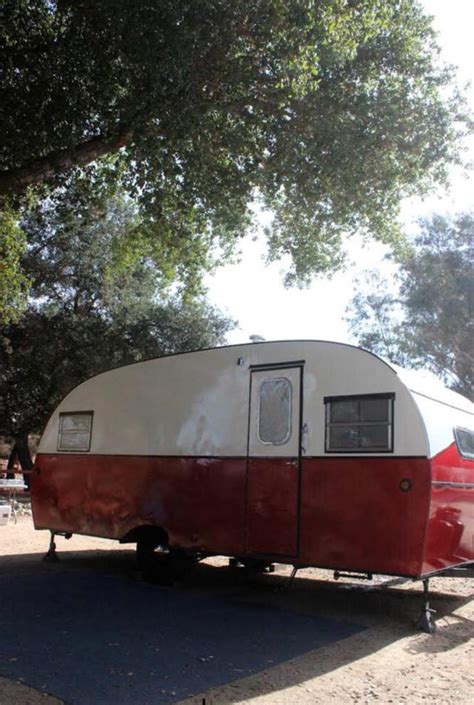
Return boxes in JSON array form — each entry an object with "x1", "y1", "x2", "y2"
[{"x1": 432, "y1": 481, "x2": 474, "y2": 489}]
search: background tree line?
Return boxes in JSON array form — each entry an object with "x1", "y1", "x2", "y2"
[{"x1": 347, "y1": 213, "x2": 473, "y2": 400}]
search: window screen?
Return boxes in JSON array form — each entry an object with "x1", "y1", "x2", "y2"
[
  {"x1": 258, "y1": 377, "x2": 292, "y2": 444},
  {"x1": 454, "y1": 427, "x2": 474, "y2": 460},
  {"x1": 325, "y1": 394, "x2": 394, "y2": 452},
  {"x1": 58, "y1": 412, "x2": 93, "y2": 452}
]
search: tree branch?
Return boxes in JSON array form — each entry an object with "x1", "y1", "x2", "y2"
[{"x1": 0, "y1": 128, "x2": 132, "y2": 197}]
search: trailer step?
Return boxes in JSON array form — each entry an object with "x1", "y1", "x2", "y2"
[{"x1": 334, "y1": 570, "x2": 373, "y2": 581}]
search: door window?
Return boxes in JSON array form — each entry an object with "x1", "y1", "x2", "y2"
[{"x1": 258, "y1": 377, "x2": 292, "y2": 445}]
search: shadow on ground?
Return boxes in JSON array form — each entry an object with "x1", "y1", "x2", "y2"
[
  {"x1": 0, "y1": 556, "x2": 363, "y2": 705},
  {"x1": 0, "y1": 550, "x2": 471, "y2": 705}
]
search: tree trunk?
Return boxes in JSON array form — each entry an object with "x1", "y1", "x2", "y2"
[
  {"x1": 6, "y1": 433, "x2": 33, "y2": 489},
  {"x1": 0, "y1": 128, "x2": 132, "y2": 197},
  {"x1": 6, "y1": 444, "x2": 17, "y2": 480}
]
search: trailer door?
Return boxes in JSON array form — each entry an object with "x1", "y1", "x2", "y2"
[{"x1": 246, "y1": 365, "x2": 302, "y2": 557}]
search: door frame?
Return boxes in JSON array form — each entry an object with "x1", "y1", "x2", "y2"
[{"x1": 245, "y1": 361, "x2": 304, "y2": 558}]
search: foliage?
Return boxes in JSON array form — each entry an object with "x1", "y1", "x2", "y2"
[
  {"x1": 0, "y1": 301, "x2": 231, "y2": 439},
  {"x1": 346, "y1": 213, "x2": 474, "y2": 399},
  {"x1": 0, "y1": 183, "x2": 233, "y2": 440},
  {"x1": 347, "y1": 269, "x2": 405, "y2": 363},
  {"x1": 19, "y1": 161, "x2": 221, "y2": 304},
  {"x1": 1, "y1": 0, "x2": 471, "y2": 286},
  {"x1": 0, "y1": 205, "x2": 29, "y2": 323}
]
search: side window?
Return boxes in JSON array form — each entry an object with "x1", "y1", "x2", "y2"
[
  {"x1": 454, "y1": 427, "x2": 474, "y2": 460},
  {"x1": 58, "y1": 412, "x2": 93, "y2": 452},
  {"x1": 258, "y1": 377, "x2": 292, "y2": 445},
  {"x1": 324, "y1": 394, "x2": 394, "y2": 452}
]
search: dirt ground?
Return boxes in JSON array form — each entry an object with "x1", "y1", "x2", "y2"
[{"x1": 0, "y1": 515, "x2": 473, "y2": 705}]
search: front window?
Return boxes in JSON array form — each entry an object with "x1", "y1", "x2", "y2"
[
  {"x1": 454, "y1": 427, "x2": 474, "y2": 460},
  {"x1": 325, "y1": 394, "x2": 394, "y2": 452},
  {"x1": 57, "y1": 412, "x2": 93, "y2": 452}
]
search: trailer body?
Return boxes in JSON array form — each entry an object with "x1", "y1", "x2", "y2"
[{"x1": 32, "y1": 341, "x2": 474, "y2": 578}]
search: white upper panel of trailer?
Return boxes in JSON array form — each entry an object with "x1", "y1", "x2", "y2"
[
  {"x1": 391, "y1": 364, "x2": 472, "y2": 414},
  {"x1": 39, "y1": 340, "x2": 473, "y2": 458},
  {"x1": 389, "y1": 363, "x2": 473, "y2": 457}
]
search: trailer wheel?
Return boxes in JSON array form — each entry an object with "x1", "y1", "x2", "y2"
[
  {"x1": 244, "y1": 558, "x2": 275, "y2": 577},
  {"x1": 136, "y1": 540, "x2": 196, "y2": 585},
  {"x1": 136, "y1": 539, "x2": 171, "y2": 584},
  {"x1": 229, "y1": 558, "x2": 275, "y2": 575}
]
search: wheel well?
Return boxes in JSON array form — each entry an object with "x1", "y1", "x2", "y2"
[{"x1": 119, "y1": 525, "x2": 169, "y2": 546}]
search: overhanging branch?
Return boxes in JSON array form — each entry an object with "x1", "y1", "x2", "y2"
[{"x1": 0, "y1": 128, "x2": 132, "y2": 197}]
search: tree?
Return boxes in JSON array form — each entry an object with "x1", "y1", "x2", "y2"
[
  {"x1": 1, "y1": 1, "x2": 470, "y2": 287},
  {"x1": 0, "y1": 181, "x2": 234, "y2": 478},
  {"x1": 347, "y1": 269, "x2": 405, "y2": 363},
  {"x1": 346, "y1": 213, "x2": 474, "y2": 399},
  {"x1": 0, "y1": 205, "x2": 30, "y2": 324}
]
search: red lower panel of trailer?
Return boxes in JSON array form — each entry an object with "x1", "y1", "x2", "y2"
[
  {"x1": 32, "y1": 452, "x2": 473, "y2": 577},
  {"x1": 422, "y1": 442, "x2": 474, "y2": 574}
]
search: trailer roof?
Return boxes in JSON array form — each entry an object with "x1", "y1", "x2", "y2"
[
  {"x1": 389, "y1": 363, "x2": 473, "y2": 414},
  {"x1": 48, "y1": 337, "x2": 474, "y2": 416}
]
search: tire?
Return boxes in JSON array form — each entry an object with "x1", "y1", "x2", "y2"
[
  {"x1": 239, "y1": 559, "x2": 274, "y2": 574},
  {"x1": 137, "y1": 540, "x2": 196, "y2": 585},
  {"x1": 229, "y1": 558, "x2": 275, "y2": 575}
]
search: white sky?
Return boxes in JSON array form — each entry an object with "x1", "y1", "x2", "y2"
[{"x1": 205, "y1": 0, "x2": 474, "y2": 346}]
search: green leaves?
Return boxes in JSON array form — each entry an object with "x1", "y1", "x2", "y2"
[
  {"x1": 347, "y1": 213, "x2": 474, "y2": 400},
  {"x1": 0, "y1": 1, "x2": 470, "y2": 286},
  {"x1": 0, "y1": 205, "x2": 30, "y2": 324}
]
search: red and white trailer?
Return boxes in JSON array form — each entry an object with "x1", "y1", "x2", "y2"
[{"x1": 32, "y1": 341, "x2": 473, "y2": 628}]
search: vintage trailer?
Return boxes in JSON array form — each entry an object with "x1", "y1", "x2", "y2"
[{"x1": 32, "y1": 341, "x2": 474, "y2": 605}]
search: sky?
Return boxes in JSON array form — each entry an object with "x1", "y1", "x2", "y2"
[{"x1": 205, "y1": 0, "x2": 474, "y2": 346}]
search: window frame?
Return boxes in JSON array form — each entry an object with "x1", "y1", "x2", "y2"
[
  {"x1": 453, "y1": 426, "x2": 474, "y2": 460},
  {"x1": 57, "y1": 411, "x2": 94, "y2": 452},
  {"x1": 324, "y1": 393, "x2": 395, "y2": 454},
  {"x1": 257, "y1": 376, "x2": 293, "y2": 446}
]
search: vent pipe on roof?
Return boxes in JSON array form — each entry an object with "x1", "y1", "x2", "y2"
[{"x1": 249, "y1": 335, "x2": 265, "y2": 343}]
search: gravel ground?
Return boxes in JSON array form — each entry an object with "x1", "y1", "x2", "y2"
[{"x1": 0, "y1": 515, "x2": 473, "y2": 705}]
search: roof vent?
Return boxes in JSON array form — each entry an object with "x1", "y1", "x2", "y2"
[{"x1": 249, "y1": 335, "x2": 265, "y2": 343}]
